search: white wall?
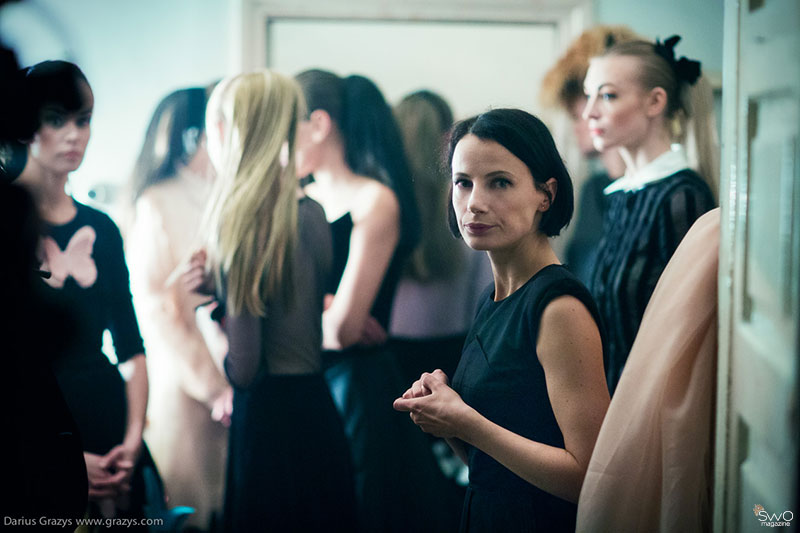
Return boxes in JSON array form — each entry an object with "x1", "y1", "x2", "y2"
[
  {"x1": 0, "y1": 0, "x2": 231, "y2": 202},
  {"x1": 1, "y1": 0, "x2": 724, "y2": 205},
  {"x1": 269, "y1": 19, "x2": 555, "y2": 121}
]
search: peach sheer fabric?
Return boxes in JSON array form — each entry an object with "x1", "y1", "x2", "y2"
[{"x1": 577, "y1": 208, "x2": 720, "y2": 533}]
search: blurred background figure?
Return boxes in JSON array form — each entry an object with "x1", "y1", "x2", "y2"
[
  {"x1": 16, "y1": 60, "x2": 154, "y2": 528},
  {"x1": 583, "y1": 35, "x2": 718, "y2": 394},
  {"x1": 1, "y1": 182, "x2": 89, "y2": 531},
  {"x1": 540, "y1": 25, "x2": 639, "y2": 285},
  {"x1": 295, "y1": 69, "x2": 454, "y2": 532},
  {"x1": 125, "y1": 86, "x2": 229, "y2": 532},
  {"x1": 389, "y1": 89, "x2": 491, "y2": 500},
  {"x1": 390, "y1": 89, "x2": 491, "y2": 393},
  {"x1": 196, "y1": 70, "x2": 357, "y2": 532}
]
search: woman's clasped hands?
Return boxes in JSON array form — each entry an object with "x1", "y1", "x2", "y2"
[{"x1": 393, "y1": 369, "x2": 474, "y2": 439}]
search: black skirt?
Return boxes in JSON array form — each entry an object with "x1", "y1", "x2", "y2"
[{"x1": 224, "y1": 372, "x2": 357, "y2": 532}]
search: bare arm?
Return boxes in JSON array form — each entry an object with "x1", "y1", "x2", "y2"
[
  {"x1": 119, "y1": 354, "x2": 148, "y2": 455},
  {"x1": 323, "y1": 183, "x2": 400, "y2": 350},
  {"x1": 395, "y1": 296, "x2": 609, "y2": 502}
]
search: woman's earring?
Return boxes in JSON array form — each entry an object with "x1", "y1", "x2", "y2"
[{"x1": 670, "y1": 116, "x2": 683, "y2": 140}]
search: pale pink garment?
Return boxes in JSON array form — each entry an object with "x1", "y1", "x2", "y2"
[
  {"x1": 577, "y1": 208, "x2": 720, "y2": 533},
  {"x1": 127, "y1": 169, "x2": 228, "y2": 530}
]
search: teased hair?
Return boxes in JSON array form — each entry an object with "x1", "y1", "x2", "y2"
[{"x1": 540, "y1": 25, "x2": 640, "y2": 111}]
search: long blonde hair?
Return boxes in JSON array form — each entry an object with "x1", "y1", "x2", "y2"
[
  {"x1": 601, "y1": 40, "x2": 719, "y2": 201},
  {"x1": 202, "y1": 70, "x2": 304, "y2": 316}
]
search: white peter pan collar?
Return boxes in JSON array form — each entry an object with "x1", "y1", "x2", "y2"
[{"x1": 604, "y1": 145, "x2": 690, "y2": 195}]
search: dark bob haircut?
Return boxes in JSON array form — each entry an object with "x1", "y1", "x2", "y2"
[
  {"x1": 446, "y1": 108, "x2": 574, "y2": 238},
  {"x1": 20, "y1": 60, "x2": 91, "y2": 140}
]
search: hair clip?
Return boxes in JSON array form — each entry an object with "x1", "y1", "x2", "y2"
[{"x1": 653, "y1": 35, "x2": 702, "y2": 85}]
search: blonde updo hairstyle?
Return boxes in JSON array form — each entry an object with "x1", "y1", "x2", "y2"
[{"x1": 600, "y1": 39, "x2": 719, "y2": 201}]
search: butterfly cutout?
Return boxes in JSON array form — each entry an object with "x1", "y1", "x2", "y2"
[{"x1": 39, "y1": 225, "x2": 98, "y2": 289}]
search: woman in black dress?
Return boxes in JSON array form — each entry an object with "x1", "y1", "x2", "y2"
[
  {"x1": 191, "y1": 71, "x2": 357, "y2": 532},
  {"x1": 395, "y1": 109, "x2": 611, "y2": 532},
  {"x1": 294, "y1": 70, "x2": 455, "y2": 532},
  {"x1": 17, "y1": 60, "x2": 153, "y2": 526},
  {"x1": 582, "y1": 36, "x2": 717, "y2": 394}
]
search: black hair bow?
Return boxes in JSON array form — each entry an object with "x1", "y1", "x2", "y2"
[{"x1": 654, "y1": 35, "x2": 702, "y2": 85}]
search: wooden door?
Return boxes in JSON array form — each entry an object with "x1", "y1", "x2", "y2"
[{"x1": 715, "y1": 0, "x2": 800, "y2": 531}]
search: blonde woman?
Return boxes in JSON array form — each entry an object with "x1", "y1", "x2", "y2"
[
  {"x1": 191, "y1": 71, "x2": 356, "y2": 531},
  {"x1": 582, "y1": 35, "x2": 717, "y2": 394}
]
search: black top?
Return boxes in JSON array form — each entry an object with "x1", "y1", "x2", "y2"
[
  {"x1": 327, "y1": 212, "x2": 406, "y2": 330},
  {"x1": 590, "y1": 169, "x2": 714, "y2": 395},
  {"x1": 224, "y1": 197, "x2": 333, "y2": 385},
  {"x1": 451, "y1": 264, "x2": 606, "y2": 533},
  {"x1": 42, "y1": 200, "x2": 145, "y2": 370},
  {"x1": 39, "y1": 200, "x2": 144, "y2": 453}
]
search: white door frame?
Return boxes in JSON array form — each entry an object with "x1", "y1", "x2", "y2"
[{"x1": 229, "y1": 0, "x2": 594, "y2": 74}]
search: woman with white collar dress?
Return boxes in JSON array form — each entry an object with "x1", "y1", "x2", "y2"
[{"x1": 582, "y1": 35, "x2": 717, "y2": 394}]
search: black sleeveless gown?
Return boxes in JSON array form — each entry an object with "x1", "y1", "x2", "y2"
[{"x1": 452, "y1": 264, "x2": 607, "y2": 532}]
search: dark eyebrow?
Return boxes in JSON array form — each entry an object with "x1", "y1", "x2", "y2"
[{"x1": 486, "y1": 171, "x2": 513, "y2": 178}]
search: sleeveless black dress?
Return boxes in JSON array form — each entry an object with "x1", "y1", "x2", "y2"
[
  {"x1": 325, "y1": 213, "x2": 461, "y2": 533},
  {"x1": 452, "y1": 264, "x2": 607, "y2": 533}
]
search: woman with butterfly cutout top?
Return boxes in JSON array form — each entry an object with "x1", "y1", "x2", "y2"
[
  {"x1": 16, "y1": 60, "x2": 154, "y2": 528},
  {"x1": 582, "y1": 36, "x2": 718, "y2": 395}
]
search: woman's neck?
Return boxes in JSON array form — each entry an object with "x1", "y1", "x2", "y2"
[
  {"x1": 306, "y1": 147, "x2": 363, "y2": 219},
  {"x1": 619, "y1": 123, "x2": 673, "y2": 176},
  {"x1": 17, "y1": 162, "x2": 75, "y2": 224},
  {"x1": 488, "y1": 232, "x2": 560, "y2": 301}
]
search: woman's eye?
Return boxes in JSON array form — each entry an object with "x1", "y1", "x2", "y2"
[
  {"x1": 76, "y1": 116, "x2": 92, "y2": 128},
  {"x1": 43, "y1": 114, "x2": 65, "y2": 128},
  {"x1": 600, "y1": 92, "x2": 616, "y2": 101},
  {"x1": 454, "y1": 178, "x2": 472, "y2": 188},
  {"x1": 492, "y1": 178, "x2": 511, "y2": 189}
]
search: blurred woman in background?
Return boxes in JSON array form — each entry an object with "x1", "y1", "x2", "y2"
[
  {"x1": 126, "y1": 86, "x2": 229, "y2": 532},
  {"x1": 196, "y1": 70, "x2": 357, "y2": 532},
  {"x1": 390, "y1": 90, "x2": 491, "y2": 386},
  {"x1": 540, "y1": 25, "x2": 639, "y2": 285},
  {"x1": 295, "y1": 69, "x2": 453, "y2": 532},
  {"x1": 583, "y1": 35, "x2": 717, "y2": 394},
  {"x1": 17, "y1": 60, "x2": 152, "y2": 527}
]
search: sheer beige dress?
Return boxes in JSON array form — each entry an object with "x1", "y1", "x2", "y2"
[
  {"x1": 577, "y1": 208, "x2": 720, "y2": 532},
  {"x1": 127, "y1": 169, "x2": 228, "y2": 530}
]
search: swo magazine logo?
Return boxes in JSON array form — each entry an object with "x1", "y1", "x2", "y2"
[{"x1": 754, "y1": 504, "x2": 794, "y2": 527}]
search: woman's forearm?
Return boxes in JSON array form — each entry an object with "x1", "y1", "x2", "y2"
[
  {"x1": 120, "y1": 354, "x2": 148, "y2": 450},
  {"x1": 460, "y1": 408, "x2": 586, "y2": 503}
]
